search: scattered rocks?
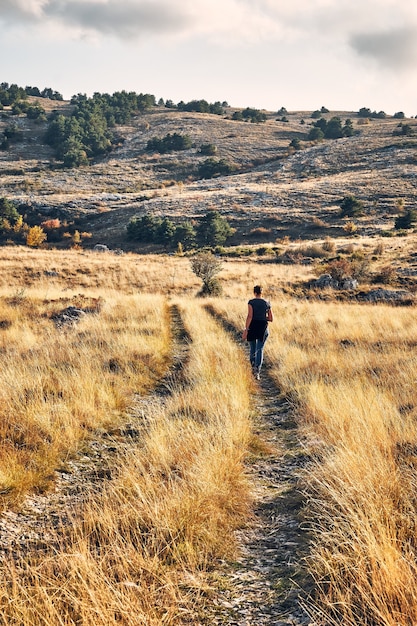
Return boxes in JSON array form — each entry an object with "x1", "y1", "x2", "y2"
[
  {"x1": 314, "y1": 275, "x2": 358, "y2": 291},
  {"x1": 51, "y1": 306, "x2": 87, "y2": 328},
  {"x1": 357, "y1": 288, "x2": 415, "y2": 303}
]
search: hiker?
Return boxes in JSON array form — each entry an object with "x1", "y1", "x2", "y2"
[{"x1": 242, "y1": 285, "x2": 273, "y2": 380}]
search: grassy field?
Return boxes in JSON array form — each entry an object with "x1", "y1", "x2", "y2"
[{"x1": 0, "y1": 245, "x2": 416, "y2": 624}]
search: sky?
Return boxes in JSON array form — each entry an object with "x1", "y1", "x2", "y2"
[{"x1": 1, "y1": 0, "x2": 417, "y2": 115}]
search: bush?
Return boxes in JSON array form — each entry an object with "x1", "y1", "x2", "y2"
[
  {"x1": 196, "y1": 211, "x2": 234, "y2": 247},
  {"x1": 198, "y1": 143, "x2": 217, "y2": 156},
  {"x1": 198, "y1": 158, "x2": 233, "y2": 179},
  {"x1": 372, "y1": 265, "x2": 397, "y2": 285},
  {"x1": 190, "y1": 252, "x2": 223, "y2": 296},
  {"x1": 395, "y1": 210, "x2": 416, "y2": 229},
  {"x1": 146, "y1": 133, "x2": 192, "y2": 153},
  {"x1": 340, "y1": 195, "x2": 364, "y2": 217}
]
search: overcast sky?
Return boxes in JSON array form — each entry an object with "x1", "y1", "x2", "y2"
[{"x1": 1, "y1": 0, "x2": 417, "y2": 115}]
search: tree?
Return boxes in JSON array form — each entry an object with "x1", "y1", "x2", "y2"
[
  {"x1": 26, "y1": 225, "x2": 47, "y2": 248},
  {"x1": 196, "y1": 211, "x2": 234, "y2": 247},
  {"x1": 395, "y1": 210, "x2": 416, "y2": 229},
  {"x1": 190, "y1": 251, "x2": 223, "y2": 296},
  {"x1": 308, "y1": 127, "x2": 324, "y2": 142},
  {"x1": 325, "y1": 117, "x2": 344, "y2": 139},
  {"x1": 156, "y1": 217, "x2": 176, "y2": 248},
  {"x1": 173, "y1": 221, "x2": 196, "y2": 250},
  {"x1": 0, "y1": 197, "x2": 21, "y2": 232},
  {"x1": 340, "y1": 195, "x2": 364, "y2": 217},
  {"x1": 198, "y1": 157, "x2": 233, "y2": 179}
]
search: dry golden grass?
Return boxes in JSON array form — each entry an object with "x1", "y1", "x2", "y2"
[
  {"x1": 0, "y1": 300, "x2": 254, "y2": 625},
  {"x1": 0, "y1": 289, "x2": 171, "y2": 505},
  {"x1": 211, "y1": 296, "x2": 417, "y2": 625},
  {"x1": 2, "y1": 245, "x2": 417, "y2": 624}
]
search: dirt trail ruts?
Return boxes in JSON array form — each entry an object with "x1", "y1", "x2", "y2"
[
  {"x1": 0, "y1": 303, "x2": 190, "y2": 558},
  {"x1": 202, "y1": 307, "x2": 314, "y2": 626}
]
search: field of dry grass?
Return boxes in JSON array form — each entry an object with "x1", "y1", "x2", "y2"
[
  {"x1": 211, "y1": 296, "x2": 417, "y2": 625},
  {"x1": 0, "y1": 278, "x2": 254, "y2": 625},
  {"x1": 0, "y1": 95, "x2": 417, "y2": 623}
]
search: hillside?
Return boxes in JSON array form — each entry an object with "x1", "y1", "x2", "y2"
[{"x1": 0, "y1": 99, "x2": 416, "y2": 250}]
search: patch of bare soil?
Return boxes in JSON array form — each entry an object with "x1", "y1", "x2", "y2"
[
  {"x1": 199, "y1": 314, "x2": 314, "y2": 626},
  {"x1": 201, "y1": 376, "x2": 313, "y2": 626}
]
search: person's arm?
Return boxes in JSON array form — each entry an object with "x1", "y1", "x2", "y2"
[
  {"x1": 242, "y1": 304, "x2": 253, "y2": 339},
  {"x1": 267, "y1": 306, "x2": 273, "y2": 322}
]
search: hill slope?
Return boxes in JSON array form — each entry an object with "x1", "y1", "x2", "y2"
[{"x1": 0, "y1": 102, "x2": 416, "y2": 248}]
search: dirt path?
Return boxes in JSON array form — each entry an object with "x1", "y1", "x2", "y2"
[{"x1": 200, "y1": 308, "x2": 314, "y2": 626}]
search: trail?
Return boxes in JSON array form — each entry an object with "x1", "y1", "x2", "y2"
[
  {"x1": 202, "y1": 307, "x2": 314, "y2": 626},
  {"x1": 0, "y1": 303, "x2": 190, "y2": 558}
]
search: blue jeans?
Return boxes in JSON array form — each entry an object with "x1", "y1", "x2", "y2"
[{"x1": 249, "y1": 331, "x2": 269, "y2": 371}]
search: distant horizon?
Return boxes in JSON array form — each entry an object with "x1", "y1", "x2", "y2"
[{"x1": 3, "y1": 80, "x2": 413, "y2": 119}]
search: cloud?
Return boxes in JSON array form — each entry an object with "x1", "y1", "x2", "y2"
[
  {"x1": 0, "y1": 0, "x2": 48, "y2": 22},
  {"x1": 350, "y1": 27, "x2": 417, "y2": 69},
  {"x1": 43, "y1": 1, "x2": 191, "y2": 39},
  {"x1": 2, "y1": 0, "x2": 417, "y2": 54}
]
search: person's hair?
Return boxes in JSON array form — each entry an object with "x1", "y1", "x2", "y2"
[{"x1": 254, "y1": 285, "x2": 262, "y2": 295}]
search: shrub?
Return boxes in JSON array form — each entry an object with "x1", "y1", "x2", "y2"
[
  {"x1": 343, "y1": 221, "x2": 357, "y2": 234},
  {"x1": 198, "y1": 143, "x2": 217, "y2": 156},
  {"x1": 372, "y1": 265, "x2": 397, "y2": 285},
  {"x1": 395, "y1": 210, "x2": 416, "y2": 229},
  {"x1": 196, "y1": 211, "x2": 234, "y2": 247},
  {"x1": 322, "y1": 238, "x2": 336, "y2": 253},
  {"x1": 190, "y1": 251, "x2": 223, "y2": 296},
  {"x1": 26, "y1": 225, "x2": 47, "y2": 248},
  {"x1": 198, "y1": 158, "x2": 234, "y2": 179},
  {"x1": 340, "y1": 195, "x2": 364, "y2": 217},
  {"x1": 146, "y1": 132, "x2": 192, "y2": 153}
]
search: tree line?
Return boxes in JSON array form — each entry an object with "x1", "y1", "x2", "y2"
[{"x1": 127, "y1": 210, "x2": 234, "y2": 250}]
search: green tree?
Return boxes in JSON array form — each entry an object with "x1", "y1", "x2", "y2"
[
  {"x1": 196, "y1": 211, "x2": 234, "y2": 247},
  {"x1": 308, "y1": 127, "x2": 324, "y2": 141},
  {"x1": 395, "y1": 209, "x2": 416, "y2": 229},
  {"x1": 340, "y1": 195, "x2": 364, "y2": 217},
  {"x1": 156, "y1": 217, "x2": 176, "y2": 248},
  {"x1": 173, "y1": 221, "x2": 196, "y2": 250},
  {"x1": 198, "y1": 157, "x2": 233, "y2": 179},
  {"x1": 0, "y1": 197, "x2": 21, "y2": 231}
]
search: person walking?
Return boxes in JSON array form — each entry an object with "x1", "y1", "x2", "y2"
[{"x1": 242, "y1": 285, "x2": 273, "y2": 379}]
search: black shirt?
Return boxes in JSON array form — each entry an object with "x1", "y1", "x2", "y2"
[{"x1": 247, "y1": 297, "x2": 270, "y2": 341}]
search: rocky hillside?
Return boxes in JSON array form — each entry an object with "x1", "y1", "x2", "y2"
[{"x1": 0, "y1": 98, "x2": 416, "y2": 249}]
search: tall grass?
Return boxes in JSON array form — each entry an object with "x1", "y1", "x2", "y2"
[
  {"x1": 211, "y1": 296, "x2": 417, "y2": 625},
  {"x1": 0, "y1": 291, "x2": 171, "y2": 504},
  {"x1": 0, "y1": 300, "x2": 254, "y2": 625}
]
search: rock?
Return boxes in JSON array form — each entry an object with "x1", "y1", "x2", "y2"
[
  {"x1": 51, "y1": 306, "x2": 87, "y2": 328},
  {"x1": 358, "y1": 289, "x2": 414, "y2": 303},
  {"x1": 341, "y1": 278, "x2": 358, "y2": 290},
  {"x1": 314, "y1": 274, "x2": 338, "y2": 289}
]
